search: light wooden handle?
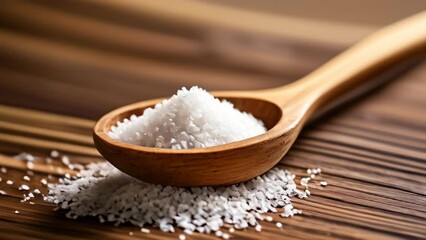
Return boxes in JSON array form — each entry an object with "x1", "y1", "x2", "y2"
[{"x1": 293, "y1": 12, "x2": 426, "y2": 115}]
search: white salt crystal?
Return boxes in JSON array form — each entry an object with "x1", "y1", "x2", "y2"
[
  {"x1": 108, "y1": 87, "x2": 266, "y2": 149},
  {"x1": 178, "y1": 234, "x2": 186, "y2": 240},
  {"x1": 228, "y1": 228, "x2": 235, "y2": 233},
  {"x1": 141, "y1": 228, "x2": 150, "y2": 233},
  {"x1": 300, "y1": 177, "x2": 310, "y2": 187},
  {"x1": 33, "y1": 189, "x2": 41, "y2": 194},
  {"x1": 14, "y1": 152, "x2": 35, "y2": 161},
  {"x1": 0, "y1": 190, "x2": 6, "y2": 195},
  {"x1": 61, "y1": 156, "x2": 70, "y2": 165},
  {"x1": 275, "y1": 222, "x2": 282, "y2": 228},
  {"x1": 50, "y1": 150, "x2": 59, "y2": 158},
  {"x1": 215, "y1": 230, "x2": 223, "y2": 237},
  {"x1": 1, "y1": 167, "x2": 7, "y2": 173},
  {"x1": 14, "y1": 210, "x2": 19, "y2": 214},
  {"x1": 19, "y1": 184, "x2": 30, "y2": 191},
  {"x1": 23, "y1": 176, "x2": 30, "y2": 181},
  {"x1": 255, "y1": 225, "x2": 262, "y2": 232},
  {"x1": 45, "y1": 157, "x2": 53, "y2": 164},
  {"x1": 6, "y1": 180, "x2": 13, "y2": 185},
  {"x1": 320, "y1": 181, "x2": 328, "y2": 187},
  {"x1": 41, "y1": 179, "x2": 48, "y2": 185},
  {"x1": 26, "y1": 161, "x2": 34, "y2": 169}
]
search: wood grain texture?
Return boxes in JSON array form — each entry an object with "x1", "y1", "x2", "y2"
[
  {"x1": 0, "y1": 0, "x2": 426, "y2": 239},
  {"x1": 1, "y1": 64, "x2": 426, "y2": 239}
]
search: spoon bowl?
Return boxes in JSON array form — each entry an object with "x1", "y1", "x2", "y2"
[{"x1": 94, "y1": 12, "x2": 426, "y2": 186}]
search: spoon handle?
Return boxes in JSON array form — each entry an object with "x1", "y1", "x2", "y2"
[{"x1": 288, "y1": 11, "x2": 426, "y2": 116}]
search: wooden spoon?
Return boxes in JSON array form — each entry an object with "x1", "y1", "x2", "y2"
[{"x1": 94, "y1": 12, "x2": 426, "y2": 187}]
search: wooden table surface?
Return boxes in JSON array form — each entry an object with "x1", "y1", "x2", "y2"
[{"x1": 0, "y1": 1, "x2": 425, "y2": 239}]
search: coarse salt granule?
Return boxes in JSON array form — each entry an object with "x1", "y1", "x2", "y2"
[
  {"x1": 108, "y1": 86, "x2": 267, "y2": 149},
  {"x1": 50, "y1": 150, "x2": 59, "y2": 158},
  {"x1": 1, "y1": 167, "x2": 7, "y2": 173},
  {"x1": 320, "y1": 181, "x2": 328, "y2": 187},
  {"x1": 6, "y1": 180, "x2": 13, "y2": 185},
  {"x1": 41, "y1": 179, "x2": 48, "y2": 185},
  {"x1": 19, "y1": 184, "x2": 30, "y2": 191},
  {"x1": 14, "y1": 210, "x2": 19, "y2": 214},
  {"x1": 0, "y1": 190, "x2": 6, "y2": 195}
]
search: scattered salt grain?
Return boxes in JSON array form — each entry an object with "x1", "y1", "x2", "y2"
[
  {"x1": 275, "y1": 222, "x2": 283, "y2": 228},
  {"x1": 14, "y1": 210, "x2": 19, "y2": 214},
  {"x1": 45, "y1": 157, "x2": 53, "y2": 164},
  {"x1": 265, "y1": 216, "x2": 273, "y2": 222},
  {"x1": 50, "y1": 150, "x2": 59, "y2": 158},
  {"x1": 1, "y1": 167, "x2": 6, "y2": 173},
  {"x1": 0, "y1": 190, "x2": 6, "y2": 195},
  {"x1": 255, "y1": 225, "x2": 262, "y2": 232},
  {"x1": 310, "y1": 174, "x2": 315, "y2": 179},
  {"x1": 228, "y1": 227, "x2": 235, "y2": 233},
  {"x1": 41, "y1": 179, "x2": 48, "y2": 185},
  {"x1": 215, "y1": 230, "x2": 223, "y2": 237},
  {"x1": 300, "y1": 177, "x2": 311, "y2": 187},
  {"x1": 61, "y1": 156, "x2": 70, "y2": 165},
  {"x1": 23, "y1": 175, "x2": 30, "y2": 181},
  {"x1": 305, "y1": 189, "x2": 311, "y2": 196},
  {"x1": 33, "y1": 189, "x2": 41, "y2": 194},
  {"x1": 108, "y1": 86, "x2": 267, "y2": 149},
  {"x1": 19, "y1": 184, "x2": 30, "y2": 191},
  {"x1": 14, "y1": 152, "x2": 36, "y2": 162},
  {"x1": 29, "y1": 202, "x2": 35, "y2": 205},
  {"x1": 141, "y1": 228, "x2": 150, "y2": 233},
  {"x1": 178, "y1": 234, "x2": 186, "y2": 240},
  {"x1": 128, "y1": 231, "x2": 133, "y2": 236},
  {"x1": 26, "y1": 161, "x2": 34, "y2": 169},
  {"x1": 6, "y1": 180, "x2": 13, "y2": 185},
  {"x1": 222, "y1": 233, "x2": 230, "y2": 239},
  {"x1": 320, "y1": 181, "x2": 328, "y2": 187}
]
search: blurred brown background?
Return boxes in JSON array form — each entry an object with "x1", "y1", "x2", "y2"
[
  {"x1": 1, "y1": 1, "x2": 426, "y2": 240},
  {"x1": 1, "y1": 0, "x2": 425, "y2": 119}
]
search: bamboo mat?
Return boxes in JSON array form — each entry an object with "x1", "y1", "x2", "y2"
[{"x1": 1, "y1": 0, "x2": 426, "y2": 239}]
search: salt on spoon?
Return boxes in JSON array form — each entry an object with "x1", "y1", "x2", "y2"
[{"x1": 93, "y1": 13, "x2": 426, "y2": 187}]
